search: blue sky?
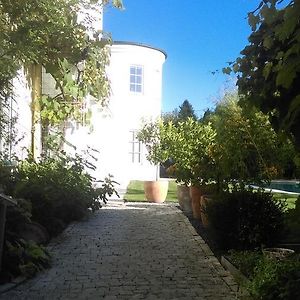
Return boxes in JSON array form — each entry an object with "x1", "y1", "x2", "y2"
[{"x1": 104, "y1": 0, "x2": 258, "y2": 116}]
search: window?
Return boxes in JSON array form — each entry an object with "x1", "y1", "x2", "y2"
[
  {"x1": 0, "y1": 93, "x2": 15, "y2": 159},
  {"x1": 130, "y1": 65, "x2": 143, "y2": 93},
  {"x1": 129, "y1": 130, "x2": 141, "y2": 163}
]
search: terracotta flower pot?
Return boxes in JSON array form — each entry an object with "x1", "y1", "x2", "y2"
[
  {"x1": 189, "y1": 186, "x2": 202, "y2": 219},
  {"x1": 144, "y1": 180, "x2": 169, "y2": 203},
  {"x1": 263, "y1": 247, "x2": 295, "y2": 260},
  {"x1": 177, "y1": 185, "x2": 192, "y2": 214},
  {"x1": 200, "y1": 195, "x2": 212, "y2": 228}
]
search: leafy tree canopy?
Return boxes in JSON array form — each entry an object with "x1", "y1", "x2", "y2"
[
  {"x1": 162, "y1": 99, "x2": 197, "y2": 124},
  {"x1": 226, "y1": 0, "x2": 300, "y2": 148},
  {"x1": 178, "y1": 99, "x2": 197, "y2": 121},
  {"x1": 0, "y1": 0, "x2": 122, "y2": 122}
]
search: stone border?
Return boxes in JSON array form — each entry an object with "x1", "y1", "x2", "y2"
[
  {"x1": 172, "y1": 206, "x2": 239, "y2": 294},
  {"x1": 0, "y1": 276, "x2": 26, "y2": 294}
]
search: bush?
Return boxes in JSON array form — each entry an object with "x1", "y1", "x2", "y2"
[
  {"x1": 227, "y1": 250, "x2": 263, "y2": 278},
  {"x1": 9, "y1": 154, "x2": 117, "y2": 237},
  {"x1": 285, "y1": 196, "x2": 300, "y2": 243},
  {"x1": 2, "y1": 239, "x2": 51, "y2": 281},
  {"x1": 205, "y1": 189, "x2": 285, "y2": 250},
  {"x1": 247, "y1": 256, "x2": 300, "y2": 300}
]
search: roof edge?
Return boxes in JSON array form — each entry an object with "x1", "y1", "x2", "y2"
[{"x1": 112, "y1": 41, "x2": 167, "y2": 59}]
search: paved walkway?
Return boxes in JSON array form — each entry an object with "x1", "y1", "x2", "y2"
[{"x1": 0, "y1": 202, "x2": 238, "y2": 300}]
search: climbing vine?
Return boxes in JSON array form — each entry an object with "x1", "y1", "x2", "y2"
[{"x1": 0, "y1": 0, "x2": 123, "y2": 153}]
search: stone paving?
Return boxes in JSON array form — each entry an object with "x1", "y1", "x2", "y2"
[{"x1": 0, "y1": 201, "x2": 238, "y2": 300}]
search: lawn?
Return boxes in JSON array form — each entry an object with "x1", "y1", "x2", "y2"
[
  {"x1": 271, "y1": 192, "x2": 298, "y2": 209},
  {"x1": 124, "y1": 180, "x2": 178, "y2": 202}
]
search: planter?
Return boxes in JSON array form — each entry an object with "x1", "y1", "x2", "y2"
[
  {"x1": 189, "y1": 186, "x2": 202, "y2": 219},
  {"x1": 144, "y1": 180, "x2": 169, "y2": 203},
  {"x1": 263, "y1": 247, "x2": 295, "y2": 260},
  {"x1": 200, "y1": 195, "x2": 212, "y2": 228},
  {"x1": 177, "y1": 184, "x2": 192, "y2": 214}
]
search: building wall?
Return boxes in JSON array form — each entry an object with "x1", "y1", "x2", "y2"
[
  {"x1": 8, "y1": 43, "x2": 165, "y2": 189},
  {"x1": 10, "y1": 69, "x2": 33, "y2": 160},
  {"x1": 65, "y1": 42, "x2": 166, "y2": 187}
]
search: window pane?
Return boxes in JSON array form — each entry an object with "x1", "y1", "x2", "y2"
[
  {"x1": 129, "y1": 65, "x2": 143, "y2": 93},
  {"x1": 130, "y1": 75, "x2": 136, "y2": 84},
  {"x1": 136, "y1": 67, "x2": 142, "y2": 75},
  {"x1": 136, "y1": 85, "x2": 142, "y2": 93},
  {"x1": 136, "y1": 76, "x2": 142, "y2": 84},
  {"x1": 130, "y1": 67, "x2": 136, "y2": 74}
]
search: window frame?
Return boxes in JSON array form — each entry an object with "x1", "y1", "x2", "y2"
[
  {"x1": 129, "y1": 130, "x2": 142, "y2": 164},
  {"x1": 129, "y1": 65, "x2": 144, "y2": 94}
]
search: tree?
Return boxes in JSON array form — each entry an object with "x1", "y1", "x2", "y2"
[
  {"x1": 226, "y1": 0, "x2": 300, "y2": 148},
  {"x1": 162, "y1": 99, "x2": 197, "y2": 125},
  {"x1": 161, "y1": 109, "x2": 179, "y2": 124},
  {"x1": 178, "y1": 99, "x2": 197, "y2": 121},
  {"x1": 0, "y1": 0, "x2": 122, "y2": 156}
]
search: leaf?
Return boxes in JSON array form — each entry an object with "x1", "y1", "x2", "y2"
[
  {"x1": 233, "y1": 63, "x2": 240, "y2": 73},
  {"x1": 283, "y1": 95, "x2": 300, "y2": 129},
  {"x1": 248, "y1": 13, "x2": 260, "y2": 31},
  {"x1": 276, "y1": 60, "x2": 298, "y2": 89},
  {"x1": 263, "y1": 62, "x2": 273, "y2": 79},
  {"x1": 112, "y1": 0, "x2": 123, "y2": 9},
  {"x1": 263, "y1": 36, "x2": 273, "y2": 49},
  {"x1": 222, "y1": 67, "x2": 232, "y2": 75}
]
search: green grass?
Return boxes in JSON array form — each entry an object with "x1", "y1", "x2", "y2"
[
  {"x1": 124, "y1": 180, "x2": 178, "y2": 202},
  {"x1": 124, "y1": 181, "x2": 299, "y2": 207},
  {"x1": 272, "y1": 192, "x2": 298, "y2": 209}
]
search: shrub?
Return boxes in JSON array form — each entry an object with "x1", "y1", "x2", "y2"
[
  {"x1": 285, "y1": 195, "x2": 300, "y2": 243},
  {"x1": 247, "y1": 256, "x2": 300, "y2": 300},
  {"x1": 205, "y1": 189, "x2": 285, "y2": 250},
  {"x1": 2, "y1": 239, "x2": 51, "y2": 281},
  {"x1": 227, "y1": 250, "x2": 263, "y2": 278},
  {"x1": 10, "y1": 154, "x2": 117, "y2": 237}
]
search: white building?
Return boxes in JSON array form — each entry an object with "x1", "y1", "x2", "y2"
[
  {"x1": 65, "y1": 41, "x2": 167, "y2": 187},
  {"x1": 1, "y1": 5, "x2": 167, "y2": 190}
]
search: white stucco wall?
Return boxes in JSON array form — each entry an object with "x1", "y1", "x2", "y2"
[
  {"x1": 11, "y1": 70, "x2": 33, "y2": 160},
  {"x1": 65, "y1": 42, "x2": 166, "y2": 187},
  {"x1": 8, "y1": 19, "x2": 166, "y2": 189}
]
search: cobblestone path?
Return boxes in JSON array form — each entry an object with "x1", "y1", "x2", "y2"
[{"x1": 0, "y1": 202, "x2": 238, "y2": 300}]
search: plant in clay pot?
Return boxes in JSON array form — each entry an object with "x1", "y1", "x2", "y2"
[
  {"x1": 137, "y1": 119, "x2": 171, "y2": 203},
  {"x1": 167, "y1": 118, "x2": 218, "y2": 219}
]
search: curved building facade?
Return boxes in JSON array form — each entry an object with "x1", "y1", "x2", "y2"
[{"x1": 65, "y1": 41, "x2": 167, "y2": 186}]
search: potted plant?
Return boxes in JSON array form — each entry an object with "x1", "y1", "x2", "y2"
[
  {"x1": 137, "y1": 119, "x2": 170, "y2": 203},
  {"x1": 166, "y1": 118, "x2": 218, "y2": 219}
]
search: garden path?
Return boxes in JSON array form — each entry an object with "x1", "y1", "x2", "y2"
[{"x1": 0, "y1": 201, "x2": 237, "y2": 299}]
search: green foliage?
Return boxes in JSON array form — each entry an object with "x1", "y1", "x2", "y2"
[
  {"x1": 9, "y1": 153, "x2": 118, "y2": 236},
  {"x1": 0, "y1": 0, "x2": 122, "y2": 151},
  {"x1": 247, "y1": 255, "x2": 300, "y2": 300},
  {"x1": 284, "y1": 195, "x2": 300, "y2": 243},
  {"x1": 227, "y1": 250, "x2": 263, "y2": 278},
  {"x1": 168, "y1": 118, "x2": 217, "y2": 185},
  {"x1": 211, "y1": 93, "x2": 282, "y2": 184},
  {"x1": 137, "y1": 119, "x2": 170, "y2": 165},
  {"x1": 2, "y1": 239, "x2": 51, "y2": 279},
  {"x1": 177, "y1": 99, "x2": 197, "y2": 121},
  {"x1": 137, "y1": 118, "x2": 217, "y2": 185},
  {"x1": 228, "y1": 0, "x2": 300, "y2": 148},
  {"x1": 162, "y1": 99, "x2": 197, "y2": 124},
  {"x1": 205, "y1": 189, "x2": 285, "y2": 250}
]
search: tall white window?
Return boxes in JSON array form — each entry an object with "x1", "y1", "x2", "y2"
[
  {"x1": 130, "y1": 65, "x2": 143, "y2": 93},
  {"x1": 129, "y1": 130, "x2": 141, "y2": 163}
]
